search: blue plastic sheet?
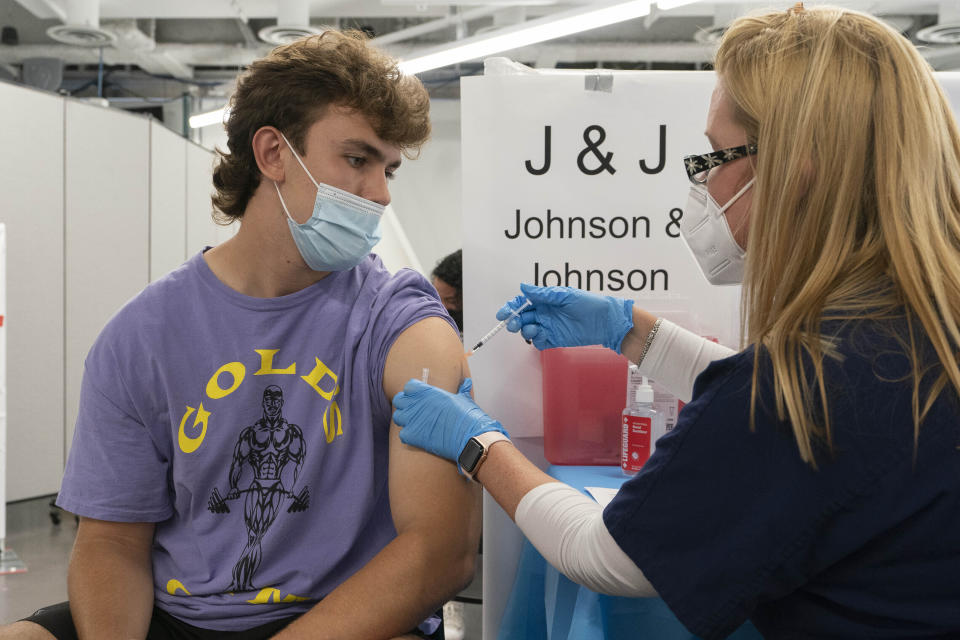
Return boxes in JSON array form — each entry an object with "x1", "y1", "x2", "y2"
[{"x1": 496, "y1": 466, "x2": 763, "y2": 640}]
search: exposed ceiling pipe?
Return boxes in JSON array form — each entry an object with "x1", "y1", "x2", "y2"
[
  {"x1": 372, "y1": 6, "x2": 502, "y2": 46},
  {"x1": 4, "y1": 38, "x2": 960, "y2": 72},
  {"x1": 235, "y1": 18, "x2": 261, "y2": 48},
  {"x1": 0, "y1": 41, "x2": 713, "y2": 68},
  {"x1": 107, "y1": 19, "x2": 196, "y2": 79},
  {"x1": 13, "y1": 0, "x2": 65, "y2": 22}
]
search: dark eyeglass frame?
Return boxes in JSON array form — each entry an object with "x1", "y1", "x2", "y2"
[{"x1": 683, "y1": 143, "x2": 758, "y2": 184}]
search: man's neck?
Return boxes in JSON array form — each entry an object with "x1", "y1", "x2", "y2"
[{"x1": 203, "y1": 193, "x2": 332, "y2": 298}]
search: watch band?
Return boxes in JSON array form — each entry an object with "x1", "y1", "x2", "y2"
[{"x1": 461, "y1": 431, "x2": 511, "y2": 482}]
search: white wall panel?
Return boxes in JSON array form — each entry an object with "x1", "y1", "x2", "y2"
[
  {"x1": 388, "y1": 99, "x2": 462, "y2": 277},
  {"x1": 186, "y1": 143, "x2": 221, "y2": 255},
  {"x1": 375, "y1": 205, "x2": 424, "y2": 275},
  {"x1": 0, "y1": 224, "x2": 6, "y2": 532},
  {"x1": 64, "y1": 101, "x2": 150, "y2": 452},
  {"x1": 0, "y1": 82, "x2": 65, "y2": 500},
  {"x1": 150, "y1": 121, "x2": 188, "y2": 281}
]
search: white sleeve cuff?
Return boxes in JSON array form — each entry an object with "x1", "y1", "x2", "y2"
[
  {"x1": 637, "y1": 319, "x2": 736, "y2": 402},
  {"x1": 515, "y1": 482, "x2": 656, "y2": 598}
]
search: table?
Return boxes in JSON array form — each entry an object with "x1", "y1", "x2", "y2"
[{"x1": 496, "y1": 465, "x2": 763, "y2": 640}]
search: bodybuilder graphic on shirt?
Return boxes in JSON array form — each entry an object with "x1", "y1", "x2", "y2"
[{"x1": 208, "y1": 385, "x2": 309, "y2": 592}]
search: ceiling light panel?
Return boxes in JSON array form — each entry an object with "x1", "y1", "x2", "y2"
[{"x1": 398, "y1": 0, "x2": 674, "y2": 74}]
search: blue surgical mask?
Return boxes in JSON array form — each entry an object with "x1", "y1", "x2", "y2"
[{"x1": 274, "y1": 132, "x2": 384, "y2": 272}]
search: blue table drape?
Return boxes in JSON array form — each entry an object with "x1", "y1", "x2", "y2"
[{"x1": 496, "y1": 465, "x2": 763, "y2": 640}]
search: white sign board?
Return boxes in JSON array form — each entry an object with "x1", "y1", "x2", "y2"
[
  {"x1": 464, "y1": 67, "x2": 960, "y2": 640},
  {"x1": 462, "y1": 70, "x2": 737, "y2": 437}
]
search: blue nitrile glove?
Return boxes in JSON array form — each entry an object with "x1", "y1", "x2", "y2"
[
  {"x1": 496, "y1": 283, "x2": 634, "y2": 353},
  {"x1": 393, "y1": 378, "x2": 509, "y2": 469}
]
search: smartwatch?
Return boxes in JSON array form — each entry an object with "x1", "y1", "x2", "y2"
[{"x1": 458, "y1": 431, "x2": 511, "y2": 482}]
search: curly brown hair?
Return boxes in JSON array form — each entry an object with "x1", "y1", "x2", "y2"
[{"x1": 211, "y1": 29, "x2": 431, "y2": 222}]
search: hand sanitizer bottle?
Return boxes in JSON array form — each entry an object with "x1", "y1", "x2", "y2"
[{"x1": 621, "y1": 376, "x2": 664, "y2": 476}]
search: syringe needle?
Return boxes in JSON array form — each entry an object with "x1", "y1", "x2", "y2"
[{"x1": 469, "y1": 299, "x2": 532, "y2": 355}]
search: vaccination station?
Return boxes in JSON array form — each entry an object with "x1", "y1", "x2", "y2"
[{"x1": 1, "y1": 0, "x2": 960, "y2": 638}]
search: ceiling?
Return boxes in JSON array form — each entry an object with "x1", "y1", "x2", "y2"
[{"x1": 0, "y1": 1, "x2": 957, "y2": 115}]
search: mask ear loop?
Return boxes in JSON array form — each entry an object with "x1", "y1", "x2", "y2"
[
  {"x1": 275, "y1": 129, "x2": 386, "y2": 220},
  {"x1": 717, "y1": 177, "x2": 755, "y2": 253},
  {"x1": 273, "y1": 182, "x2": 299, "y2": 226},
  {"x1": 274, "y1": 130, "x2": 321, "y2": 225},
  {"x1": 278, "y1": 131, "x2": 321, "y2": 189},
  {"x1": 718, "y1": 177, "x2": 755, "y2": 214}
]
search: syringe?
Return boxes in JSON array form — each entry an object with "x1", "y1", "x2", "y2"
[{"x1": 468, "y1": 299, "x2": 532, "y2": 355}]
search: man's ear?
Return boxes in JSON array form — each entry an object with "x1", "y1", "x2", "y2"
[{"x1": 252, "y1": 126, "x2": 285, "y2": 183}]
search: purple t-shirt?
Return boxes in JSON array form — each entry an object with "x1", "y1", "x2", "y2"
[{"x1": 57, "y1": 251, "x2": 455, "y2": 631}]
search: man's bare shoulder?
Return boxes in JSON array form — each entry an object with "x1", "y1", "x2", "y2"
[{"x1": 383, "y1": 316, "x2": 466, "y2": 399}]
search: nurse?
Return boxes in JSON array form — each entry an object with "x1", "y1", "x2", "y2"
[{"x1": 392, "y1": 3, "x2": 960, "y2": 638}]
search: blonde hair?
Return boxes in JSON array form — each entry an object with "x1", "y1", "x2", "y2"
[{"x1": 714, "y1": 5, "x2": 960, "y2": 464}]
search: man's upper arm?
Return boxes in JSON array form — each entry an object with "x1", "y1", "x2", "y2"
[
  {"x1": 75, "y1": 517, "x2": 157, "y2": 553},
  {"x1": 383, "y1": 316, "x2": 481, "y2": 544}
]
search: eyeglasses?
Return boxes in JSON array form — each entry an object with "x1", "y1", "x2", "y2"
[{"x1": 683, "y1": 143, "x2": 758, "y2": 184}]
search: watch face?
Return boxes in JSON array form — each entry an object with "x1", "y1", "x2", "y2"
[{"x1": 458, "y1": 439, "x2": 485, "y2": 471}]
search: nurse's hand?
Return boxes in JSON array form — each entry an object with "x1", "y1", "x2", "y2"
[
  {"x1": 497, "y1": 283, "x2": 634, "y2": 353},
  {"x1": 393, "y1": 378, "x2": 508, "y2": 469}
]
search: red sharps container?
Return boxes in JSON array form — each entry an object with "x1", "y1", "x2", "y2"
[{"x1": 541, "y1": 346, "x2": 628, "y2": 465}]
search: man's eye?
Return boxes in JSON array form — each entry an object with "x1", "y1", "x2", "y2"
[
  {"x1": 386, "y1": 170, "x2": 397, "y2": 181},
  {"x1": 347, "y1": 156, "x2": 365, "y2": 168}
]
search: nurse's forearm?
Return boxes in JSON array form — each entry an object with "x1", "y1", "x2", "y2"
[
  {"x1": 515, "y1": 483, "x2": 656, "y2": 597},
  {"x1": 474, "y1": 440, "x2": 554, "y2": 519},
  {"x1": 620, "y1": 307, "x2": 736, "y2": 402},
  {"x1": 475, "y1": 444, "x2": 656, "y2": 597}
]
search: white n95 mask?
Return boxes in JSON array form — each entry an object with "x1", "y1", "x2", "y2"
[
  {"x1": 680, "y1": 178, "x2": 754, "y2": 286},
  {"x1": 273, "y1": 132, "x2": 384, "y2": 272}
]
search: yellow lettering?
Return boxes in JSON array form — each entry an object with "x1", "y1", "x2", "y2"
[
  {"x1": 254, "y1": 349, "x2": 296, "y2": 376},
  {"x1": 178, "y1": 403, "x2": 210, "y2": 454},
  {"x1": 245, "y1": 588, "x2": 278, "y2": 604},
  {"x1": 206, "y1": 362, "x2": 246, "y2": 399},
  {"x1": 246, "y1": 587, "x2": 309, "y2": 604},
  {"x1": 300, "y1": 358, "x2": 339, "y2": 400},
  {"x1": 166, "y1": 579, "x2": 191, "y2": 596},
  {"x1": 281, "y1": 593, "x2": 310, "y2": 603},
  {"x1": 323, "y1": 400, "x2": 343, "y2": 444}
]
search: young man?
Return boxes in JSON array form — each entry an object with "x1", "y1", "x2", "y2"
[{"x1": 4, "y1": 30, "x2": 479, "y2": 640}]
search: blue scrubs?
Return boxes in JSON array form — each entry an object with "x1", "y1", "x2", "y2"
[{"x1": 604, "y1": 317, "x2": 960, "y2": 639}]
